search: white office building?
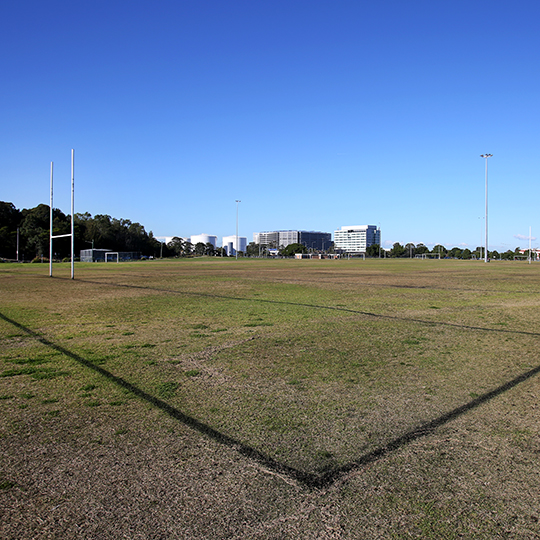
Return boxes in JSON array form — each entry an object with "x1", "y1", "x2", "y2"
[
  {"x1": 334, "y1": 225, "x2": 380, "y2": 253},
  {"x1": 222, "y1": 235, "x2": 247, "y2": 256}
]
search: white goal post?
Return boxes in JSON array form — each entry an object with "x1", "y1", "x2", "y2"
[
  {"x1": 49, "y1": 150, "x2": 74, "y2": 279},
  {"x1": 105, "y1": 252, "x2": 120, "y2": 263}
]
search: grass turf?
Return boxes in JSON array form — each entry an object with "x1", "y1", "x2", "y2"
[{"x1": 1, "y1": 258, "x2": 540, "y2": 537}]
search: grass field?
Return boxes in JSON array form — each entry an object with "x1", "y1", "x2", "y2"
[{"x1": 1, "y1": 258, "x2": 540, "y2": 538}]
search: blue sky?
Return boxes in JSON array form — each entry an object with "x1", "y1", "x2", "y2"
[{"x1": 1, "y1": 0, "x2": 539, "y2": 251}]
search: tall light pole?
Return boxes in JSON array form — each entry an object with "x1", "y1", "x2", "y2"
[
  {"x1": 235, "y1": 200, "x2": 241, "y2": 260},
  {"x1": 480, "y1": 154, "x2": 492, "y2": 263}
]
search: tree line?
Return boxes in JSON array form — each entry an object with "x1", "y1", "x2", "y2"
[
  {"x1": 372, "y1": 243, "x2": 524, "y2": 260},
  {"x1": 0, "y1": 201, "x2": 527, "y2": 262},
  {"x1": 0, "y1": 201, "x2": 163, "y2": 261}
]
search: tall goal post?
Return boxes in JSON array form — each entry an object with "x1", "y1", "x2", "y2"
[{"x1": 49, "y1": 149, "x2": 75, "y2": 279}]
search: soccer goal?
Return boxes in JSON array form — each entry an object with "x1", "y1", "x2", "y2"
[{"x1": 105, "y1": 252, "x2": 120, "y2": 263}]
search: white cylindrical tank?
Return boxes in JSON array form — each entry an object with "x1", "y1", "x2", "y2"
[{"x1": 190, "y1": 234, "x2": 217, "y2": 247}]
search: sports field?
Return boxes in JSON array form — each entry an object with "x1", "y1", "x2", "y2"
[{"x1": 1, "y1": 258, "x2": 540, "y2": 538}]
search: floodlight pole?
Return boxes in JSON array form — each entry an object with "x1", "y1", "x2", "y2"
[
  {"x1": 480, "y1": 154, "x2": 492, "y2": 263},
  {"x1": 49, "y1": 162, "x2": 54, "y2": 277},
  {"x1": 235, "y1": 200, "x2": 241, "y2": 260}
]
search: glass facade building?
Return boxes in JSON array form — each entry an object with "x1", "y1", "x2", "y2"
[{"x1": 254, "y1": 230, "x2": 332, "y2": 251}]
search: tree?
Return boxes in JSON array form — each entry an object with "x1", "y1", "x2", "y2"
[
  {"x1": 0, "y1": 202, "x2": 22, "y2": 258},
  {"x1": 404, "y1": 243, "x2": 416, "y2": 258},
  {"x1": 416, "y1": 243, "x2": 429, "y2": 255},
  {"x1": 194, "y1": 242, "x2": 206, "y2": 256},
  {"x1": 167, "y1": 237, "x2": 185, "y2": 257},
  {"x1": 204, "y1": 242, "x2": 215, "y2": 256},
  {"x1": 20, "y1": 204, "x2": 57, "y2": 258},
  {"x1": 461, "y1": 248, "x2": 472, "y2": 260},
  {"x1": 246, "y1": 242, "x2": 260, "y2": 257},
  {"x1": 432, "y1": 244, "x2": 447, "y2": 257},
  {"x1": 280, "y1": 243, "x2": 307, "y2": 257},
  {"x1": 366, "y1": 244, "x2": 380, "y2": 257},
  {"x1": 448, "y1": 247, "x2": 463, "y2": 259},
  {"x1": 390, "y1": 243, "x2": 405, "y2": 258}
]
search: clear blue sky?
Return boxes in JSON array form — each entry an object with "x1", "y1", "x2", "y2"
[{"x1": 2, "y1": 0, "x2": 539, "y2": 251}]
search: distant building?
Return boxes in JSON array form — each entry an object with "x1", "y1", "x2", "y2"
[
  {"x1": 253, "y1": 231, "x2": 279, "y2": 246},
  {"x1": 333, "y1": 225, "x2": 381, "y2": 253},
  {"x1": 190, "y1": 234, "x2": 217, "y2": 248},
  {"x1": 80, "y1": 249, "x2": 141, "y2": 262},
  {"x1": 253, "y1": 230, "x2": 331, "y2": 251},
  {"x1": 222, "y1": 235, "x2": 247, "y2": 256}
]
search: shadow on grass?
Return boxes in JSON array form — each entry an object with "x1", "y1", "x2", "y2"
[
  {"x1": 79, "y1": 277, "x2": 540, "y2": 338},
  {"x1": 2, "y1": 308, "x2": 540, "y2": 490}
]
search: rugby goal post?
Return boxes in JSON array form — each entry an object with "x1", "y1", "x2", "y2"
[{"x1": 49, "y1": 150, "x2": 74, "y2": 279}]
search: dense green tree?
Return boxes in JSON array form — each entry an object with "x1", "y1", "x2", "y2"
[
  {"x1": 390, "y1": 242, "x2": 405, "y2": 258},
  {"x1": 280, "y1": 243, "x2": 308, "y2": 257},
  {"x1": 431, "y1": 244, "x2": 447, "y2": 257},
  {"x1": 204, "y1": 242, "x2": 215, "y2": 256},
  {"x1": 246, "y1": 242, "x2": 260, "y2": 257},
  {"x1": 415, "y1": 243, "x2": 429, "y2": 255},
  {"x1": 448, "y1": 247, "x2": 463, "y2": 259},
  {"x1": 404, "y1": 243, "x2": 416, "y2": 258},
  {"x1": 461, "y1": 248, "x2": 472, "y2": 259},
  {"x1": 365, "y1": 243, "x2": 380, "y2": 257},
  {"x1": 0, "y1": 202, "x2": 22, "y2": 258},
  {"x1": 194, "y1": 242, "x2": 206, "y2": 256},
  {"x1": 167, "y1": 237, "x2": 185, "y2": 257}
]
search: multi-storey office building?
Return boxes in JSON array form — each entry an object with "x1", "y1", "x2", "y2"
[
  {"x1": 254, "y1": 230, "x2": 331, "y2": 251},
  {"x1": 333, "y1": 225, "x2": 380, "y2": 253},
  {"x1": 253, "y1": 231, "x2": 279, "y2": 246}
]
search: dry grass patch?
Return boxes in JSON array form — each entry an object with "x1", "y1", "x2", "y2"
[{"x1": 1, "y1": 259, "x2": 540, "y2": 537}]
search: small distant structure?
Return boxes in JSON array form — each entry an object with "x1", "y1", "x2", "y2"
[
  {"x1": 518, "y1": 248, "x2": 540, "y2": 261},
  {"x1": 80, "y1": 249, "x2": 141, "y2": 262}
]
